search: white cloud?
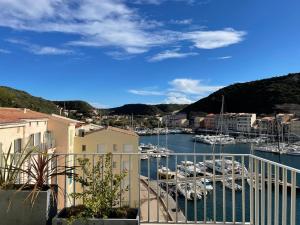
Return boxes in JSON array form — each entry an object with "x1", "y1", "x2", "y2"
[
  {"x1": 164, "y1": 92, "x2": 194, "y2": 104},
  {"x1": 0, "y1": 48, "x2": 11, "y2": 54},
  {"x1": 89, "y1": 102, "x2": 110, "y2": 109},
  {"x1": 6, "y1": 38, "x2": 72, "y2": 55},
  {"x1": 170, "y1": 19, "x2": 193, "y2": 25},
  {"x1": 0, "y1": 1, "x2": 246, "y2": 57},
  {"x1": 128, "y1": 89, "x2": 164, "y2": 96},
  {"x1": 129, "y1": 78, "x2": 222, "y2": 104},
  {"x1": 149, "y1": 49, "x2": 198, "y2": 62},
  {"x1": 216, "y1": 56, "x2": 232, "y2": 60},
  {"x1": 30, "y1": 46, "x2": 72, "y2": 55},
  {"x1": 169, "y1": 78, "x2": 223, "y2": 95},
  {"x1": 183, "y1": 28, "x2": 246, "y2": 49}
]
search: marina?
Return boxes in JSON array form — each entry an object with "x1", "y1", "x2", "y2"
[{"x1": 140, "y1": 133, "x2": 300, "y2": 223}]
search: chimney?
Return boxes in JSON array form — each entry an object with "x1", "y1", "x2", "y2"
[{"x1": 23, "y1": 108, "x2": 27, "y2": 113}]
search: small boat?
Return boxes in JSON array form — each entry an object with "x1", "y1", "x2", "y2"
[
  {"x1": 197, "y1": 178, "x2": 213, "y2": 191},
  {"x1": 223, "y1": 179, "x2": 242, "y2": 191},
  {"x1": 158, "y1": 167, "x2": 176, "y2": 179},
  {"x1": 140, "y1": 154, "x2": 149, "y2": 160}
]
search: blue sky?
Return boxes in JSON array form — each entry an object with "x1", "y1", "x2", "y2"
[{"x1": 0, "y1": 0, "x2": 300, "y2": 108}]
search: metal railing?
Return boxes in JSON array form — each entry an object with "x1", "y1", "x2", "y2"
[{"x1": 0, "y1": 152, "x2": 299, "y2": 225}]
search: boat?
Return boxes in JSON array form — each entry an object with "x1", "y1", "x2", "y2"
[
  {"x1": 177, "y1": 182, "x2": 202, "y2": 200},
  {"x1": 204, "y1": 158, "x2": 247, "y2": 175},
  {"x1": 140, "y1": 154, "x2": 149, "y2": 160},
  {"x1": 158, "y1": 167, "x2": 176, "y2": 179},
  {"x1": 223, "y1": 179, "x2": 242, "y2": 191},
  {"x1": 193, "y1": 134, "x2": 235, "y2": 145},
  {"x1": 197, "y1": 178, "x2": 213, "y2": 191}
]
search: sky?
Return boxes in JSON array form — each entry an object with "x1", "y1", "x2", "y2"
[{"x1": 0, "y1": 0, "x2": 300, "y2": 108}]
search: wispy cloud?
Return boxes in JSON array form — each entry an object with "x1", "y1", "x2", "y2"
[
  {"x1": 169, "y1": 78, "x2": 223, "y2": 95},
  {"x1": 216, "y1": 56, "x2": 232, "y2": 60},
  {"x1": 183, "y1": 28, "x2": 246, "y2": 49},
  {"x1": 0, "y1": 48, "x2": 11, "y2": 54},
  {"x1": 6, "y1": 38, "x2": 73, "y2": 55},
  {"x1": 0, "y1": 1, "x2": 246, "y2": 58},
  {"x1": 90, "y1": 102, "x2": 110, "y2": 109},
  {"x1": 170, "y1": 19, "x2": 193, "y2": 25},
  {"x1": 129, "y1": 78, "x2": 222, "y2": 104},
  {"x1": 128, "y1": 89, "x2": 164, "y2": 96},
  {"x1": 149, "y1": 49, "x2": 198, "y2": 62}
]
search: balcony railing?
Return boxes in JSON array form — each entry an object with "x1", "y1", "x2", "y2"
[{"x1": 1, "y1": 152, "x2": 299, "y2": 225}]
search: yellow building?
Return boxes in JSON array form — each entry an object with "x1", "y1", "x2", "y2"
[
  {"x1": 0, "y1": 107, "x2": 139, "y2": 208},
  {"x1": 74, "y1": 125, "x2": 139, "y2": 207},
  {"x1": 0, "y1": 108, "x2": 54, "y2": 154}
]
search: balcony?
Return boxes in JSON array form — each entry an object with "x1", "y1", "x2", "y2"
[{"x1": 0, "y1": 152, "x2": 299, "y2": 225}]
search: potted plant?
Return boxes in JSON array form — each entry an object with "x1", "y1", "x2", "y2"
[
  {"x1": 0, "y1": 144, "x2": 74, "y2": 225},
  {"x1": 53, "y1": 153, "x2": 139, "y2": 225}
]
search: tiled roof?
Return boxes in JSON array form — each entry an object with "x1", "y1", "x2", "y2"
[
  {"x1": 0, "y1": 107, "x2": 49, "y2": 124},
  {"x1": 84, "y1": 126, "x2": 139, "y2": 137}
]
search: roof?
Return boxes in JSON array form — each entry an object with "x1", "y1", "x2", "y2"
[
  {"x1": 0, "y1": 107, "x2": 49, "y2": 124},
  {"x1": 50, "y1": 114, "x2": 83, "y2": 125},
  {"x1": 0, "y1": 107, "x2": 83, "y2": 126},
  {"x1": 83, "y1": 126, "x2": 139, "y2": 137}
]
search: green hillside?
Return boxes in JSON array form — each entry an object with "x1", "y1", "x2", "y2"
[
  {"x1": 0, "y1": 86, "x2": 59, "y2": 114},
  {"x1": 181, "y1": 73, "x2": 300, "y2": 115}
]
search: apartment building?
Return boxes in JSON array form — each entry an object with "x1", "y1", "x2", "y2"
[
  {"x1": 0, "y1": 108, "x2": 54, "y2": 154},
  {"x1": 291, "y1": 118, "x2": 300, "y2": 136},
  {"x1": 162, "y1": 113, "x2": 188, "y2": 128},
  {"x1": 74, "y1": 125, "x2": 139, "y2": 207},
  {"x1": 0, "y1": 107, "x2": 140, "y2": 208},
  {"x1": 203, "y1": 114, "x2": 216, "y2": 130},
  {"x1": 236, "y1": 113, "x2": 256, "y2": 132}
]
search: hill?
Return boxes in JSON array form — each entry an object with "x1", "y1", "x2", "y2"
[
  {"x1": 109, "y1": 104, "x2": 187, "y2": 116},
  {"x1": 0, "y1": 86, "x2": 59, "y2": 114},
  {"x1": 181, "y1": 73, "x2": 300, "y2": 115},
  {"x1": 53, "y1": 100, "x2": 95, "y2": 115}
]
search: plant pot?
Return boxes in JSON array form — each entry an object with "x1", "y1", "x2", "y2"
[
  {"x1": 0, "y1": 186, "x2": 57, "y2": 225},
  {"x1": 52, "y1": 208, "x2": 139, "y2": 225}
]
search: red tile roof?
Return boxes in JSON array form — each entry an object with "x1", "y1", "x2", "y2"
[{"x1": 0, "y1": 107, "x2": 49, "y2": 124}]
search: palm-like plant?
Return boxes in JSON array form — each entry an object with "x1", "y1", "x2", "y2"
[
  {"x1": 24, "y1": 149, "x2": 75, "y2": 205},
  {"x1": 0, "y1": 142, "x2": 33, "y2": 190}
]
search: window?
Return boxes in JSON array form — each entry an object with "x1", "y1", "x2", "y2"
[
  {"x1": 34, "y1": 133, "x2": 41, "y2": 146},
  {"x1": 113, "y1": 144, "x2": 118, "y2": 152},
  {"x1": 14, "y1": 139, "x2": 22, "y2": 153},
  {"x1": 123, "y1": 144, "x2": 133, "y2": 153},
  {"x1": 113, "y1": 161, "x2": 117, "y2": 169},
  {"x1": 29, "y1": 134, "x2": 34, "y2": 147},
  {"x1": 97, "y1": 144, "x2": 105, "y2": 153},
  {"x1": 82, "y1": 145, "x2": 86, "y2": 152}
]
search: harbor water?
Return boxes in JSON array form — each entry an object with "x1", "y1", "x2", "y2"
[{"x1": 140, "y1": 134, "x2": 300, "y2": 224}]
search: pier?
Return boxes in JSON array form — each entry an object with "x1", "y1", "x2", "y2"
[{"x1": 140, "y1": 176, "x2": 186, "y2": 223}]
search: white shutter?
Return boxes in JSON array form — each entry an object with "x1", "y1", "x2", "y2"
[
  {"x1": 123, "y1": 144, "x2": 133, "y2": 153},
  {"x1": 97, "y1": 144, "x2": 105, "y2": 153}
]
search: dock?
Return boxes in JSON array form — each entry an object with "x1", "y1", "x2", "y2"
[{"x1": 140, "y1": 176, "x2": 186, "y2": 223}]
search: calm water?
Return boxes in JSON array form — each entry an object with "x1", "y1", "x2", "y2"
[{"x1": 140, "y1": 134, "x2": 300, "y2": 224}]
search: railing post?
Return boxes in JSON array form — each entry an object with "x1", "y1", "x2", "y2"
[
  {"x1": 249, "y1": 156, "x2": 254, "y2": 225},
  {"x1": 290, "y1": 171, "x2": 297, "y2": 225}
]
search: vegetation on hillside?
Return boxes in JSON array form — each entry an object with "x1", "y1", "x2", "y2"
[
  {"x1": 109, "y1": 103, "x2": 187, "y2": 116},
  {"x1": 181, "y1": 73, "x2": 300, "y2": 115},
  {"x1": 0, "y1": 86, "x2": 59, "y2": 114},
  {"x1": 53, "y1": 100, "x2": 95, "y2": 116}
]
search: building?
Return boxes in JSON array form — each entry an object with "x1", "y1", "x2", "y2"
[
  {"x1": 291, "y1": 118, "x2": 300, "y2": 137},
  {"x1": 236, "y1": 113, "x2": 256, "y2": 132},
  {"x1": 203, "y1": 114, "x2": 216, "y2": 130},
  {"x1": 0, "y1": 107, "x2": 140, "y2": 208},
  {"x1": 192, "y1": 116, "x2": 205, "y2": 129},
  {"x1": 162, "y1": 113, "x2": 188, "y2": 128},
  {"x1": 0, "y1": 108, "x2": 55, "y2": 154},
  {"x1": 74, "y1": 125, "x2": 139, "y2": 207}
]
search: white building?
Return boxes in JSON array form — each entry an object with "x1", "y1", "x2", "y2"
[{"x1": 236, "y1": 113, "x2": 256, "y2": 132}]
